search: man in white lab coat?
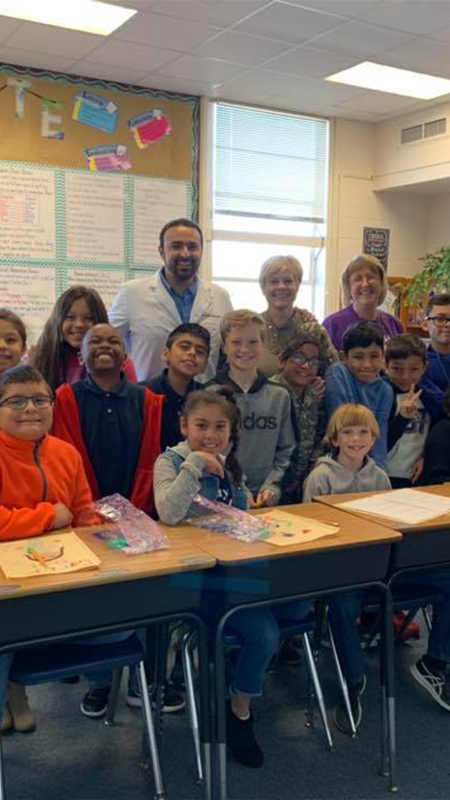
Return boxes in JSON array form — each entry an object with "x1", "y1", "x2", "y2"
[{"x1": 109, "y1": 218, "x2": 233, "y2": 382}]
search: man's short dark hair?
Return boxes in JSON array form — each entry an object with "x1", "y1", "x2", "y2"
[
  {"x1": 159, "y1": 218, "x2": 203, "y2": 249},
  {"x1": 165, "y1": 323, "x2": 210, "y2": 354},
  {"x1": 385, "y1": 333, "x2": 426, "y2": 365},
  {"x1": 343, "y1": 321, "x2": 384, "y2": 354},
  {"x1": 425, "y1": 292, "x2": 450, "y2": 317},
  {"x1": 0, "y1": 365, "x2": 54, "y2": 401}
]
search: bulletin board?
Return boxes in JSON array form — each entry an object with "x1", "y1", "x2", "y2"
[{"x1": 0, "y1": 64, "x2": 200, "y2": 341}]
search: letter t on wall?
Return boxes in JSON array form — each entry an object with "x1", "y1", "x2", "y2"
[{"x1": 7, "y1": 78, "x2": 32, "y2": 119}]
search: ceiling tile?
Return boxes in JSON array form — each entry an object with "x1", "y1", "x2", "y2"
[
  {"x1": 337, "y1": 90, "x2": 431, "y2": 115},
  {"x1": 378, "y1": 37, "x2": 450, "y2": 78},
  {"x1": 266, "y1": 45, "x2": 361, "y2": 78},
  {"x1": 360, "y1": 0, "x2": 450, "y2": 35},
  {"x1": 114, "y1": 11, "x2": 219, "y2": 51},
  {"x1": 69, "y1": 60, "x2": 150, "y2": 85},
  {"x1": 311, "y1": 19, "x2": 414, "y2": 56},
  {"x1": 0, "y1": 47, "x2": 75, "y2": 73},
  {"x1": 194, "y1": 30, "x2": 290, "y2": 65},
  {"x1": 429, "y1": 23, "x2": 450, "y2": 42},
  {"x1": 157, "y1": 54, "x2": 244, "y2": 82},
  {"x1": 82, "y1": 39, "x2": 180, "y2": 71},
  {"x1": 138, "y1": 73, "x2": 210, "y2": 94},
  {"x1": 286, "y1": 1, "x2": 381, "y2": 18},
  {"x1": 5, "y1": 22, "x2": 102, "y2": 59},
  {"x1": 150, "y1": 1, "x2": 270, "y2": 27},
  {"x1": 235, "y1": 1, "x2": 344, "y2": 43},
  {"x1": 0, "y1": 18, "x2": 22, "y2": 45},
  {"x1": 329, "y1": 105, "x2": 382, "y2": 121}
]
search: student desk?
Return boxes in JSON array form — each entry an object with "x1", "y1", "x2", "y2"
[
  {"x1": 312, "y1": 484, "x2": 450, "y2": 573},
  {"x1": 0, "y1": 526, "x2": 216, "y2": 800},
  {"x1": 166, "y1": 502, "x2": 402, "y2": 799}
]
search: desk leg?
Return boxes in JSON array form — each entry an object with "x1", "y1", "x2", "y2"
[
  {"x1": 380, "y1": 587, "x2": 398, "y2": 792},
  {"x1": 215, "y1": 617, "x2": 228, "y2": 800},
  {"x1": 0, "y1": 735, "x2": 5, "y2": 800},
  {"x1": 196, "y1": 619, "x2": 212, "y2": 800}
]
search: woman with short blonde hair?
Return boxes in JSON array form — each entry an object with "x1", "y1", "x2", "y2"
[
  {"x1": 323, "y1": 254, "x2": 403, "y2": 352},
  {"x1": 258, "y1": 254, "x2": 338, "y2": 377}
]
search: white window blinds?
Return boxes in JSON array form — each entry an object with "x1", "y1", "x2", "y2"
[{"x1": 214, "y1": 102, "x2": 328, "y2": 224}]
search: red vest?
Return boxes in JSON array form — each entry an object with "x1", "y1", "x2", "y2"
[{"x1": 53, "y1": 384, "x2": 163, "y2": 515}]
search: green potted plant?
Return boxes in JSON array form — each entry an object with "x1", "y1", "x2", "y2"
[{"x1": 405, "y1": 246, "x2": 450, "y2": 306}]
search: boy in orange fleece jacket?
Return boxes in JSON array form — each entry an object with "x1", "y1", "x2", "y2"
[{"x1": 0, "y1": 364, "x2": 98, "y2": 734}]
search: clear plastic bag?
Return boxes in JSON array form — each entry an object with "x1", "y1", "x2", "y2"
[
  {"x1": 94, "y1": 494, "x2": 169, "y2": 555},
  {"x1": 186, "y1": 495, "x2": 273, "y2": 543}
]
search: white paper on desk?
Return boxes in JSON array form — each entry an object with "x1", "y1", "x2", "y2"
[{"x1": 337, "y1": 489, "x2": 450, "y2": 525}]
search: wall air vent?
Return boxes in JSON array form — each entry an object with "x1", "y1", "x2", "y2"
[
  {"x1": 401, "y1": 124, "x2": 423, "y2": 144},
  {"x1": 424, "y1": 117, "x2": 446, "y2": 138},
  {"x1": 401, "y1": 117, "x2": 447, "y2": 145}
]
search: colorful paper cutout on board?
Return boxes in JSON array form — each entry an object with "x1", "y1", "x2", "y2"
[
  {"x1": 84, "y1": 144, "x2": 131, "y2": 172},
  {"x1": 0, "y1": 531, "x2": 101, "y2": 578},
  {"x1": 73, "y1": 91, "x2": 119, "y2": 134},
  {"x1": 257, "y1": 510, "x2": 339, "y2": 547},
  {"x1": 127, "y1": 109, "x2": 171, "y2": 149}
]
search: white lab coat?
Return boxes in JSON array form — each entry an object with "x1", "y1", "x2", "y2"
[{"x1": 109, "y1": 269, "x2": 233, "y2": 382}]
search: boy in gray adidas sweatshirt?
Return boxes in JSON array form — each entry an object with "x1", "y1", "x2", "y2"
[{"x1": 207, "y1": 310, "x2": 297, "y2": 506}]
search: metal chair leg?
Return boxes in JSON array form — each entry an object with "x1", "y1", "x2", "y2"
[
  {"x1": 182, "y1": 631, "x2": 204, "y2": 783},
  {"x1": 328, "y1": 623, "x2": 357, "y2": 737},
  {"x1": 422, "y1": 605, "x2": 433, "y2": 632},
  {"x1": 302, "y1": 632, "x2": 333, "y2": 750},
  {"x1": 104, "y1": 667, "x2": 123, "y2": 726},
  {"x1": 137, "y1": 660, "x2": 166, "y2": 800}
]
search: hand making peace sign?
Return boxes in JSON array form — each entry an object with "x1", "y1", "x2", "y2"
[{"x1": 399, "y1": 384, "x2": 422, "y2": 420}]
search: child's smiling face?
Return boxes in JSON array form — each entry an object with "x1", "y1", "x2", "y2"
[
  {"x1": 180, "y1": 403, "x2": 231, "y2": 456},
  {"x1": 281, "y1": 342, "x2": 320, "y2": 392},
  {"x1": 333, "y1": 425, "x2": 375, "y2": 466},
  {"x1": 344, "y1": 344, "x2": 384, "y2": 384},
  {"x1": 0, "y1": 381, "x2": 53, "y2": 441}
]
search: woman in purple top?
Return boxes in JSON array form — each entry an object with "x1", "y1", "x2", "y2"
[{"x1": 323, "y1": 254, "x2": 404, "y2": 352}]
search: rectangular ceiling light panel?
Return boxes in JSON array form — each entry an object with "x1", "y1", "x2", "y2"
[
  {"x1": 0, "y1": 0, "x2": 136, "y2": 36},
  {"x1": 326, "y1": 61, "x2": 450, "y2": 100}
]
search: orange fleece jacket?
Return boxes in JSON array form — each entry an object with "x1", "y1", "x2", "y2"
[{"x1": 0, "y1": 430, "x2": 98, "y2": 540}]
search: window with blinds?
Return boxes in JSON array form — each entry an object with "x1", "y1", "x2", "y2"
[{"x1": 211, "y1": 102, "x2": 329, "y2": 318}]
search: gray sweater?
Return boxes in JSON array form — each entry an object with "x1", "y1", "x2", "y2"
[
  {"x1": 302, "y1": 454, "x2": 391, "y2": 502},
  {"x1": 206, "y1": 371, "x2": 297, "y2": 500}
]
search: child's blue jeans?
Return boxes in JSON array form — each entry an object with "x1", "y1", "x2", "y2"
[
  {"x1": 328, "y1": 568, "x2": 450, "y2": 688},
  {"x1": 226, "y1": 600, "x2": 312, "y2": 697}
]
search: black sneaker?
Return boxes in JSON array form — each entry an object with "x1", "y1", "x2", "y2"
[
  {"x1": 410, "y1": 657, "x2": 450, "y2": 711},
  {"x1": 169, "y1": 650, "x2": 186, "y2": 690},
  {"x1": 226, "y1": 700, "x2": 264, "y2": 768},
  {"x1": 278, "y1": 638, "x2": 302, "y2": 666},
  {"x1": 80, "y1": 686, "x2": 110, "y2": 718},
  {"x1": 333, "y1": 675, "x2": 367, "y2": 735},
  {"x1": 126, "y1": 684, "x2": 186, "y2": 714}
]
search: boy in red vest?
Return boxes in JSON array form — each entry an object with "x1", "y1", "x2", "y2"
[{"x1": 53, "y1": 324, "x2": 184, "y2": 715}]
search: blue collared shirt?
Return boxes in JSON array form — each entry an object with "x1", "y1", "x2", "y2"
[{"x1": 160, "y1": 269, "x2": 198, "y2": 323}]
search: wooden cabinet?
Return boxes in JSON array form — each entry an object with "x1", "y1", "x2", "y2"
[{"x1": 384, "y1": 277, "x2": 426, "y2": 335}]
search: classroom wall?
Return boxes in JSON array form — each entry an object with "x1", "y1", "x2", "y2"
[
  {"x1": 326, "y1": 117, "x2": 428, "y2": 315},
  {"x1": 425, "y1": 192, "x2": 450, "y2": 252},
  {"x1": 374, "y1": 98, "x2": 450, "y2": 191}
]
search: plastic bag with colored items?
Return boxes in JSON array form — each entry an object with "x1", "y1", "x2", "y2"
[
  {"x1": 186, "y1": 495, "x2": 273, "y2": 543},
  {"x1": 94, "y1": 494, "x2": 170, "y2": 555}
]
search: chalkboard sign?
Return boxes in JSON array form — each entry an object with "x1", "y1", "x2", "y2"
[{"x1": 363, "y1": 227, "x2": 390, "y2": 270}]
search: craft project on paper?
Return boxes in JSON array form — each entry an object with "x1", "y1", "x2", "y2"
[
  {"x1": 257, "y1": 510, "x2": 339, "y2": 547},
  {"x1": 0, "y1": 532, "x2": 101, "y2": 579},
  {"x1": 73, "y1": 91, "x2": 119, "y2": 134},
  {"x1": 84, "y1": 145, "x2": 131, "y2": 172},
  {"x1": 127, "y1": 109, "x2": 171, "y2": 149}
]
